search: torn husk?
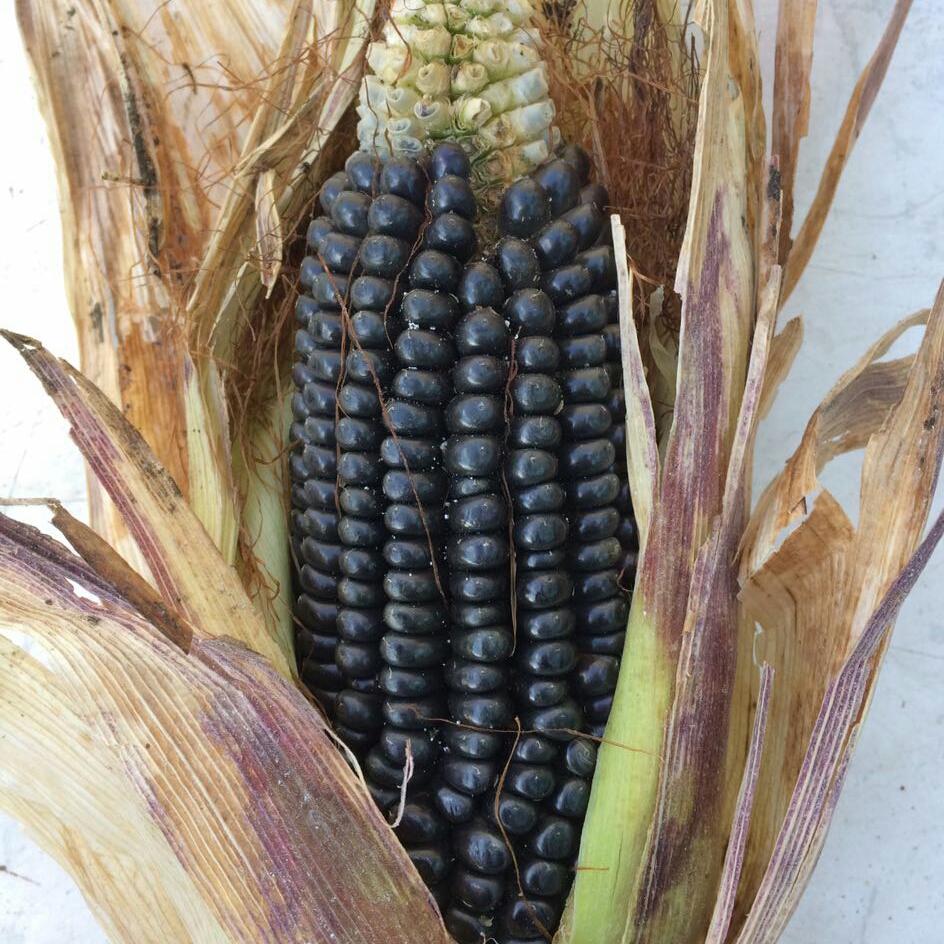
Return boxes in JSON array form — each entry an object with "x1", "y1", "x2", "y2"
[
  {"x1": 0, "y1": 506, "x2": 449, "y2": 944},
  {"x1": 564, "y1": 2, "x2": 936, "y2": 944},
  {"x1": 4, "y1": 0, "x2": 943, "y2": 943},
  {"x1": 15, "y1": 0, "x2": 377, "y2": 658}
]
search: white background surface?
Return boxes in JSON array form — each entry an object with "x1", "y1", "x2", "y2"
[{"x1": 0, "y1": 1, "x2": 941, "y2": 942}]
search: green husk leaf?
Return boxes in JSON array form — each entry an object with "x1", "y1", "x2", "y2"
[{"x1": 564, "y1": 0, "x2": 762, "y2": 938}]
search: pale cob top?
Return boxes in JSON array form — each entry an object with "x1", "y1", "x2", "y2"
[{"x1": 357, "y1": 0, "x2": 560, "y2": 195}]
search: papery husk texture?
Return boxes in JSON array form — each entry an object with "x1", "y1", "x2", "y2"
[
  {"x1": 6, "y1": 2, "x2": 942, "y2": 944},
  {"x1": 0, "y1": 335, "x2": 450, "y2": 944}
]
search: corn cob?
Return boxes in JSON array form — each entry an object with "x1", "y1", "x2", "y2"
[
  {"x1": 291, "y1": 148, "x2": 633, "y2": 943},
  {"x1": 289, "y1": 3, "x2": 638, "y2": 941}
]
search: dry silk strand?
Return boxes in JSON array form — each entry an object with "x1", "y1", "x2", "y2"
[{"x1": 288, "y1": 0, "x2": 638, "y2": 940}]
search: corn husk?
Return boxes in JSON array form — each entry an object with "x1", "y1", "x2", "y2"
[
  {"x1": 15, "y1": 0, "x2": 376, "y2": 662},
  {"x1": 3, "y1": 0, "x2": 941, "y2": 943},
  {"x1": 0, "y1": 375, "x2": 447, "y2": 943}
]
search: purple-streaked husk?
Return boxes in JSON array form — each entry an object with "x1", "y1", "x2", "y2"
[
  {"x1": 0, "y1": 510, "x2": 449, "y2": 944},
  {"x1": 565, "y1": 2, "x2": 935, "y2": 944},
  {"x1": 1, "y1": 332, "x2": 449, "y2": 944},
  {"x1": 565, "y1": 0, "x2": 764, "y2": 938}
]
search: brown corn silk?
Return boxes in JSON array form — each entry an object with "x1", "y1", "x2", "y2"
[
  {"x1": 538, "y1": 0, "x2": 700, "y2": 438},
  {"x1": 4, "y1": 1, "x2": 943, "y2": 943}
]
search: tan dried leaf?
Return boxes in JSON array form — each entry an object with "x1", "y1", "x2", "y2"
[
  {"x1": 3, "y1": 331, "x2": 292, "y2": 676},
  {"x1": 771, "y1": 0, "x2": 817, "y2": 263},
  {"x1": 255, "y1": 170, "x2": 283, "y2": 297},
  {"x1": 730, "y1": 286, "x2": 944, "y2": 939},
  {"x1": 16, "y1": 0, "x2": 376, "y2": 652},
  {"x1": 15, "y1": 0, "x2": 300, "y2": 552},
  {"x1": 0, "y1": 512, "x2": 448, "y2": 944},
  {"x1": 780, "y1": 0, "x2": 913, "y2": 301}
]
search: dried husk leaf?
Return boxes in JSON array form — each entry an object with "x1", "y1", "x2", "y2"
[
  {"x1": 255, "y1": 170, "x2": 283, "y2": 297},
  {"x1": 757, "y1": 318, "x2": 803, "y2": 421},
  {"x1": 48, "y1": 501, "x2": 194, "y2": 652},
  {"x1": 770, "y1": 0, "x2": 817, "y2": 264},
  {"x1": 15, "y1": 0, "x2": 376, "y2": 651},
  {"x1": 188, "y1": 0, "x2": 374, "y2": 362},
  {"x1": 185, "y1": 0, "x2": 375, "y2": 644},
  {"x1": 14, "y1": 0, "x2": 298, "y2": 559},
  {"x1": 611, "y1": 220, "x2": 659, "y2": 547},
  {"x1": 3, "y1": 331, "x2": 292, "y2": 677},
  {"x1": 729, "y1": 285, "x2": 944, "y2": 938},
  {"x1": 646, "y1": 296, "x2": 680, "y2": 458},
  {"x1": 703, "y1": 665, "x2": 773, "y2": 944},
  {"x1": 0, "y1": 510, "x2": 448, "y2": 944},
  {"x1": 565, "y1": 1, "x2": 763, "y2": 939},
  {"x1": 729, "y1": 498, "x2": 944, "y2": 943},
  {"x1": 780, "y1": 0, "x2": 913, "y2": 301},
  {"x1": 183, "y1": 352, "x2": 239, "y2": 560}
]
